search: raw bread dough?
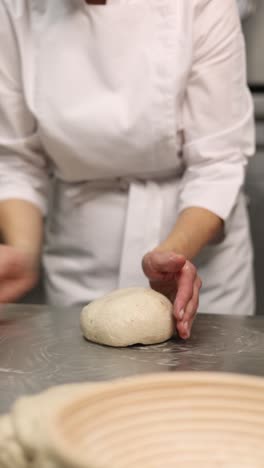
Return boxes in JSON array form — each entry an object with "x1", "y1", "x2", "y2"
[{"x1": 80, "y1": 287, "x2": 174, "y2": 347}]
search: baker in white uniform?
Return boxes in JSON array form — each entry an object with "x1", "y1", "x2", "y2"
[{"x1": 0, "y1": 0, "x2": 255, "y2": 339}]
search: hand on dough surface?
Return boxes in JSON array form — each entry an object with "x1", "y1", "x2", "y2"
[{"x1": 142, "y1": 251, "x2": 202, "y2": 340}]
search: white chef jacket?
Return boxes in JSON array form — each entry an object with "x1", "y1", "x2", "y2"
[{"x1": 0, "y1": 0, "x2": 256, "y2": 312}]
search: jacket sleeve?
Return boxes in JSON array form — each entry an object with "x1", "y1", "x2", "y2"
[
  {"x1": 0, "y1": 1, "x2": 49, "y2": 215},
  {"x1": 179, "y1": 0, "x2": 255, "y2": 220}
]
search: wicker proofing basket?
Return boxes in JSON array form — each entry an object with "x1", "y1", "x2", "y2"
[{"x1": 49, "y1": 372, "x2": 264, "y2": 468}]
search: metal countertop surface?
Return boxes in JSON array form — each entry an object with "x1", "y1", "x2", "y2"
[{"x1": 0, "y1": 304, "x2": 264, "y2": 413}]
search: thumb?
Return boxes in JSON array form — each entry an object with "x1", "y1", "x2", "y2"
[{"x1": 142, "y1": 250, "x2": 186, "y2": 280}]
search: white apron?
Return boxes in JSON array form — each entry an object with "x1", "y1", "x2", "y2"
[
  {"x1": 44, "y1": 178, "x2": 255, "y2": 315},
  {"x1": 40, "y1": 0, "x2": 255, "y2": 314},
  {"x1": 1, "y1": 0, "x2": 253, "y2": 314}
]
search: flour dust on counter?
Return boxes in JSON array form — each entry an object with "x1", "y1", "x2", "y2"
[{"x1": 80, "y1": 287, "x2": 174, "y2": 347}]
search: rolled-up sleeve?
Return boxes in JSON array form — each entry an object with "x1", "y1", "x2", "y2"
[
  {"x1": 0, "y1": 1, "x2": 49, "y2": 215},
  {"x1": 179, "y1": 0, "x2": 255, "y2": 221}
]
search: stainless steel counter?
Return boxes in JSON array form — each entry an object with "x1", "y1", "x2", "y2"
[{"x1": 0, "y1": 304, "x2": 264, "y2": 413}]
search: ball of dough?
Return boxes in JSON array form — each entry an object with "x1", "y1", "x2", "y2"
[{"x1": 80, "y1": 287, "x2": 174, "y2": 347}]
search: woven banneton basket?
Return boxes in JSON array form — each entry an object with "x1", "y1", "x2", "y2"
[{"x1": 49, "y1": 372, "x2": 264, "y2": 468}]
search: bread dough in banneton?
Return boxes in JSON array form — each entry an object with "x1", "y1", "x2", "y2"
[{"x1": 80, "y1": 287, "x2": 174, "y2": 347}]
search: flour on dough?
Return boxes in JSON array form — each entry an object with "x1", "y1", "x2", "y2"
[{"x1": 80, "y1": 287, "x2": 174, "y2": 347}]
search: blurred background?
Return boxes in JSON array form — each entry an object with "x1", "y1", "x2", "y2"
[
  {"x1": 22, "y1": 1, "x2": 264, "y2": 315},
  {"x1": 243, "y1": 1, "x2": 264, "y2": 315}
]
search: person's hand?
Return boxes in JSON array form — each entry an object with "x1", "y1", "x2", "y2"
[
  {"x1": 142, "y1": 250, "x2": 202, "y2": 339},
  {"x1": 0, "y1": 245, "x2": 39, "y2": 303}
]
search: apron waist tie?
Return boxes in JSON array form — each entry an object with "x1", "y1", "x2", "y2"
[
  {"x1": 118, "y1": 180, "x2": 163, "y2": 288},
  {"x1": 53, "y1": 175, "x2": 181, "y2": 289}
]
